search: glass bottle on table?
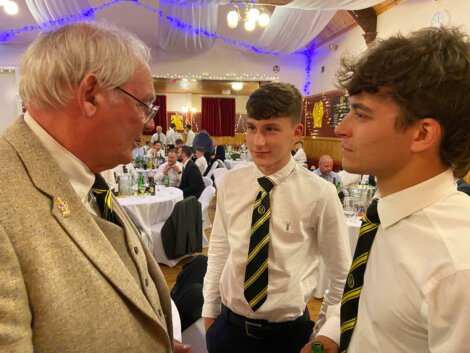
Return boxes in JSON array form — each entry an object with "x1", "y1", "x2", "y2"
[
  {"x1": 137, "y1": 172, "x2": 145, "y2": 195},
  {"x1": 164, "y1": 173, "x2": 170, "y2": 188},
  {"x1": 148, "y1": 176, "x2": 155, "y2": 196}
]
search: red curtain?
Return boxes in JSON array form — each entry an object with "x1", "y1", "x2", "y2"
[
  {"x1": 219, "y1": 98, "x2": 235, "y2": 136},
  {"x1": 145, "y1": 95, "x2": 167, "y2": 135},
  {"x1": 201, "y1": 97, "x2": 235, "y2": 136}
]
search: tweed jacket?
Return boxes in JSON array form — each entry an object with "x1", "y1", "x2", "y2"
[{"x1": 0, "y1": 118, "x2": 173, "y2": 353}]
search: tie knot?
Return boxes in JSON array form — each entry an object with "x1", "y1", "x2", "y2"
[
  {"x1": 258, "y1": 177, "x2": 275, "y2": 193},
  {"x1": 92, "y1": 173, "x2": 109, "y2": 191},
  {"x1": 366, "y1": 198, "x2": 380, "y2": 224}
]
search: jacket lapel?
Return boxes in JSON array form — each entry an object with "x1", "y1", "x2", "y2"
[{"x1": 5, "y1": 117, "x2": 160, "y2": 325}]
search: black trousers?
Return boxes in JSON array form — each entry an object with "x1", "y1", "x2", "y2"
[{"x1": 206, "y1": 306, "x2": 314, "y2": 353}]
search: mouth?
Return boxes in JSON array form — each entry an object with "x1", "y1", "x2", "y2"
[{"x1": 341, "y1": 144, "x2": 353, "y2": 153}]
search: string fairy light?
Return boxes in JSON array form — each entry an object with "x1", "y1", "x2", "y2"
[{"x1": 0, "y1": 0, "x2": 314, "y2": 94}]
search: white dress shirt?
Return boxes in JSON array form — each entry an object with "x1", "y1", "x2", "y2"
[
  {"x1": 146, "y1": 148, "x2": 165, "y2": 159},
  {"x1": 195, "y1": 156, "x2": 208, "y2": 176},
  {"x1": 185, "y1": 130, "x2": 195, "y2": 147},
  {"x1": 202, "y1": 158, "x2": 351, "y2": 335},
  {"x1": 154, "y1": 161, "x2": 183, "y2": 187},
  {"x1": 166, "y1": 128, "x2": 176, "y2": 146},
  {"x1": 24, "y1": 113, "x2": 96, "y2": 214},
  {"x1": 150, "y1": 131, "x2": 167, "y2": 145},
  {"x1": 325, "y1": 169, "x2": 470, "y2": 352},
  {"x1": 293, "y1": 147, "x2": 307, "y2": 166}
]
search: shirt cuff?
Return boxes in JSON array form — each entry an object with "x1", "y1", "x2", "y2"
[
  {"x1": 201, "y1": 302, "x2": 221, "y2": 319},
  {"x1": 317, "y1": 316, "x2": 340, "y2": 345}
]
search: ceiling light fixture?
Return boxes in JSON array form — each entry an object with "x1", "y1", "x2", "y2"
[
  {"x1": 227, "y1": 3, "x2": 270, "y2": 32},
  {"x1": 3, "y1": 0, "x2": 19, "y2": 15},
  {"x1": 231, "y1": 82, "x2": 244, "y2": 90}
]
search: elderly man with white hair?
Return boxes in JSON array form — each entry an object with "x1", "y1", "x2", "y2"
[
  {"x1": 151, "y1": 125, "x2": 167, "y2": 146},
  {"x1": 0, "y1": 22, "x2": 192, "y2": 353}
]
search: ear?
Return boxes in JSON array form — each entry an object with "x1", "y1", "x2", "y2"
[
  {"x1": 292, "y1": 123, "x2": 303, "y2": 140},
  {"x1": 77, "y1": 73, "x2": 100, "y2": 117},
  {"x1": 409, "y1": 118, "x2": 442, "y2": 153}
]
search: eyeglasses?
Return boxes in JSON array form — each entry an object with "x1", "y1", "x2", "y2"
[{"x1": 116, "y1": 86, "x2": 159, "y2": 125}]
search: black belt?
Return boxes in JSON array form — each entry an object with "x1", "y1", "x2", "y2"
[{"x1": 221, "y1": 304, "x2": 311, "y2": 340}]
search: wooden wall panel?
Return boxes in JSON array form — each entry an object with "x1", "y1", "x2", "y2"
[{"x1": 301, "y1": 137, "x2": 342, "y2": 166}]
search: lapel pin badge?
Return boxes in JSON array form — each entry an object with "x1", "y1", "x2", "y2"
[{"x1": 56, "y1": 197, "x2": 71, "y2": 218}]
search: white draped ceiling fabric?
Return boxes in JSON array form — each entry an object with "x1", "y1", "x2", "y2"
[
  {"x1": 25, "y1": 0, "x2": 94, "y2": 24},
  {"x1": 22, "y1": 0, "x2": 383, "y2": 54}
]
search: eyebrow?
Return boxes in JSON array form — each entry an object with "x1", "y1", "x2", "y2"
[{"x1": 349, "y1": 102, "x2": 373, "y2": 112}]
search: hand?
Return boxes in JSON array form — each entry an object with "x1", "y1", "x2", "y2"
[
  {"x1": 300, "y1": 336, "x2": 338, "y2": 353},
  {"x1": 173, "y1": 164, "x2": 181, "y2": 174},
  {"x1": 173, "y1": 338, "x2": 194, "y2": 353},
  {"x1": 163, "y1": 164, "x2": 171, "y2": 173},
  {"x1": 204, "y1": 317, "x2": 215, "y2": 332}
]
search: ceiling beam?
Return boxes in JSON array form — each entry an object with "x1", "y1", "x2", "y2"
[{"x1": 347, "y1": 8, "x2": 378, "y2": 45}]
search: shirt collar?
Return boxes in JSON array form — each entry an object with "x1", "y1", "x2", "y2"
[
  {"x1": 24, "y1": 112, "x2": 95, "y2": 203},
  {"x1": 378, "y1": 169, "x2": 455, "y2": 229},
  {"x1": 253, "y1": 157, "x2": 297, "y2": 187}
]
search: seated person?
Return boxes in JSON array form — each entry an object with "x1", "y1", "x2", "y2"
[
  {"x1": 313, "y1": 154, "x2": 342, "y2": 186},
  {"x1": 131, "y1": 140, "x2": 145, "y2": 159},
  {"x1": 214, "y1": 143, "x2": 225, "y2": 161},
  {"x1": 146, "y1": 140, "x2": 166, "y2": 159},
  {"x1": 154, "y1": 149, "x2": 183, "y2": 187},
  {"x1": 175, "y1": 138, "x2": 184, "y2": 149},
  {"x1": 293, "y1": 140, "x2": 307, "y2": 166},
  {"x1": 178, "y1": 146, "x2": 205, "y2": 199},
  {"x1": 194, "y1": 148, "x2": 208, "y2": 176}
]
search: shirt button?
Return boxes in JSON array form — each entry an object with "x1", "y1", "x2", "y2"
[
  {"x1": 158, "y1": 309, "x2": 162, "y2": 317},
  {"x1": 134, "y1": 246, "x2": 139, "y2": 254},
  {"x1": 145, "y1": 278, "x2": 149, "y2": 287}
]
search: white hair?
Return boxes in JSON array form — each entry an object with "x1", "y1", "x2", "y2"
[{"x1": 19, "y1": 21, "x2": 151, "y2": 110}]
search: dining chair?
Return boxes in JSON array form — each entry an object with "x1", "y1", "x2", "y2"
[
  {"x1": 198, "y1": 185, "x2": 216, "y2": 234},
  {"x1": 150, "y1": 196, "x2": 202, "y2": 267},
  {"x1": 202, "y1": 176, "x2": 213, "y2": 187},
  {"x1": 204, "y1": 161, "x2": 219, "y2": 179},
  {"x1": 212, "y1": 168, "x2": 228, "y2": 189},
  {"x1": 216, "y1": 159, "x2": 227, "y2": 169}
]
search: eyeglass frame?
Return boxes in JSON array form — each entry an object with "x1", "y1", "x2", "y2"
[{"x1": 116, "y1": 86, "x2": 159, "y2": 125}]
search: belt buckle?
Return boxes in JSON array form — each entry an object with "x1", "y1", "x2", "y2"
[{"x1": 245, "y1": 321, "x2": 263, "y2": 339}]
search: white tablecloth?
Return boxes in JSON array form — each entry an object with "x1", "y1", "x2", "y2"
[
  {"x1": 313, "y1": 218, "x2": 361, "y2": 298},
  {"x1": 224, "y1": 159, "x2": 252, "y2": 170},
  {"x1": 117, "y1": 187, "x2": 183, "y2": 250}
]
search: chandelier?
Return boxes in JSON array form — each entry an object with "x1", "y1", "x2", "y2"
[{"x1": 227, "y1": 2, "x2": 270, "y2": 32}]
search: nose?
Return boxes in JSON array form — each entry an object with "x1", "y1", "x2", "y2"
[
  {"x1": 143, "y1": 118, "x2": 155, "y2": 133},
  {"x1": 335, "y1": 112, "x2": 352, "y2": 138},
  {"x1": 253, "y1": 131, "x2": 266, "y2": 147}
]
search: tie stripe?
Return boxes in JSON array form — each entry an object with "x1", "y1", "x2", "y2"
[
  {"x1": 339, "y1": 199, "x2": 380, "y2": 352},
  {"x1": 246, "y1": 235, "x2": 269, "y2": 263},
  {"x1": 92, "y1": 174, "x2": 117, "y2": 224},
  {"x1": 244, "y1": 176, "x2": 275, "y2": 312}
]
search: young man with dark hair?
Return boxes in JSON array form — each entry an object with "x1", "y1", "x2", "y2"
[
  {"x1": 178, "y1": 146, "x2": 205, "y2": 199},
  {"x1": 293, "y1": 140, "x2": 307, "y2": 166},
  {"x1": 185, "y1": 124, "x2": 195, "y2": 149},
  {"x1": 315, "y1": 27, "x2": 470, "y2": 353},
  {"x1": 202, "y1": 82, "x2": 350, "y2": 353},
  {"x1": 194, "y1": 147, "x2": 208, "y2": 176},
  {"x1": 166, "y1": 123, "x2": 177, "y2": 150}
]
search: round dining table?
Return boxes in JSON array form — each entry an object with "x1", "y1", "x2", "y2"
[{"x1": 117, "y1": 187, "x2": 183, "y2": 251}]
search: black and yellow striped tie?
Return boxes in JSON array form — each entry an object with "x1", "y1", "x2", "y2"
[
  {"x1": 340, "y1": 198, "x2": 380, "y2": 352},
  {"x1": 244, "y1": 176, "x2": 275, "y2": 311},
  {"x1": 92, "y1": 173, "x2": 117, "y2": 224}
]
